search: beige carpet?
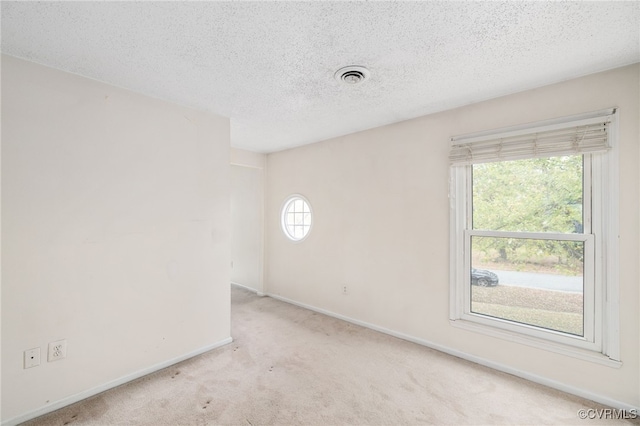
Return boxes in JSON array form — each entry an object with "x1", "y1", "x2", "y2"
[{"x1": 25, "y1": 286, "x2": 637, "y2": 425}]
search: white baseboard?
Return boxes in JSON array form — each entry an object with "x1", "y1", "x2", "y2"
[
  {"x1": 2, "y1": 337, "x2": 233, "y2": 426},
  {"x1": 266, "y1": 292, "x2": 639, "y2": 413},
  {"x1": 231, "y1": 281, "x2": 265, "y2": 296}
]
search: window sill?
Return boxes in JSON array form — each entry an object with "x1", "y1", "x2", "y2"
[{"x1": 449, "y1": 318, "x2": 622, "y2": 368}]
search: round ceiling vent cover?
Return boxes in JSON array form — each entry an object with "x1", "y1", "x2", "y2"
[{"x1": 334, "y1": 65, "x2": 370, "y2": 85}]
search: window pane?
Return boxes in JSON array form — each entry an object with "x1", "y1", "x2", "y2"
[
  {"x1": 286, "y1": 213, "x2": 295, "y2": 225},
  {"x1": 470, "y1": 236, "x2": 584, "y2": 336},
  {"x1": 281, "y1": 196, "x2": 312, "y2": 241},
  {"x1": 472, "y1": 156, "x2": 583, "y2": 233}
]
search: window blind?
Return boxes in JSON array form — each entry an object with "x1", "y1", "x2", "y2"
[{"x1": 449, "y1": 110, "x2": 614, "y2": 165}]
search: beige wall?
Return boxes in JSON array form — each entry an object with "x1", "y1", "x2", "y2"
[
  {"x1": 230, "y1": 148, "x2": 266, "y2": 292},
  {"x1": 266, "y1": 64, "x2": 640, "y2": 407},
  {"x1": 1, "y1": 56, "x2": 231, "y2": 422},
  {"x1": 231, "y1": 148, "x2": 266, "y2": 170}
]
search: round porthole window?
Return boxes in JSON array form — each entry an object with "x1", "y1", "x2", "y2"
[{"x1": 281, "y1": 195, "x2": 312, "y2": 241}]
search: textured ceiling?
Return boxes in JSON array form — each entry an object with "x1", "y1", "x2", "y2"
[{"x1": 2, "y1": 2, "x2": 639, "y2": 153}]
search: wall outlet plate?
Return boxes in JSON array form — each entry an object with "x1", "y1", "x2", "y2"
[
  {"x1": 24, "y1": 348, "x2": 41, "y2": 368},
  {"x1": 48, "y1": 339, "x2": 67, "y2": 362}
]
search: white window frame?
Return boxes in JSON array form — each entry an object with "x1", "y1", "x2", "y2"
[
  {"x1": 280, "y1": 194, "x2": 313, "y2": 242},
  {"x1": 449, "y1": 109, "x2": 620, "y2": 367}
]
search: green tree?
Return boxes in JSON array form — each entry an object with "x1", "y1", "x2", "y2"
[{"x1": 472, "y1": 155, "x2": 583, "y2": 270}]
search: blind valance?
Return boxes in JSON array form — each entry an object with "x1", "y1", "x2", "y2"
[{"x1": 449, "y1": 109, "x2": 615, "y2": 165}]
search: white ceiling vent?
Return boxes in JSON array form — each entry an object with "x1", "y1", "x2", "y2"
[{"x1": 334, "y1": 66, "x2": 370, "y2": 85}]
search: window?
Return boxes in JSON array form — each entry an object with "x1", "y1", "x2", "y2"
[
  {"x1": 449, "y1": 109, "x2": 620, "y2": 364},
  {"x1": 281, "y1": 195, "x2": 312, "y2": 241}
]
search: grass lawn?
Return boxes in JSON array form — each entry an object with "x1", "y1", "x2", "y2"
[{"x1": 471, "y1": 285, "x2": 583, "y2": 336}]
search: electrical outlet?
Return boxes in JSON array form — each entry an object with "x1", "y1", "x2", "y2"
[
  {"x1": 48, "y1": 339, "x2": 67, "y2": 362},
  {"x1": 343, "y1": 285, "x2": 348, "y2": 294},
  {"x1": 24, "y1": 348, "x2": 41, "y2": 369}
]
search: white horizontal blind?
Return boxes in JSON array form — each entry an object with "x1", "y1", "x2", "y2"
[{"x1": 450, "y1": 110, "x2": 614, "y2": 165}]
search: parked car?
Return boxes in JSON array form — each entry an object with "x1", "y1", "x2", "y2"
[{"x1": 471, "y1": 268, "x2": 499, "y2": 287}]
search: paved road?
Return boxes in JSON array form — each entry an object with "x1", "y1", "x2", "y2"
[{"x1": 487, "y1": 269, "x2": 582, "y2": 293}]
